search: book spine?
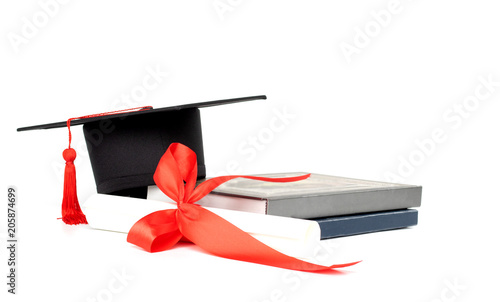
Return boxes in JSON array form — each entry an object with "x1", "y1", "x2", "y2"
[
  {"x1": 314, "y1": 209, "x2": 418, "y2": 239},
  {"x1": 267, "y1": 187, "x2": 422, "y2": 219}
]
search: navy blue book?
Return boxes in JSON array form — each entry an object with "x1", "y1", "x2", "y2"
[{"x1": 313, "y1": 209, "x2": 418, "y2": 239}]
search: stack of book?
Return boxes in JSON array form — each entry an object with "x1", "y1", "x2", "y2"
[{"x1": 148, "y1": 173, "x2": 422, "y2": 239}]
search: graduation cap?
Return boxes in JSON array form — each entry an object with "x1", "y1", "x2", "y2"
[{"x1": 17, "y1": 95, "x2": 267, "y2": 225}]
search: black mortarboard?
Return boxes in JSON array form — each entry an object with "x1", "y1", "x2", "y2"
[{"x1": 17, "y1": 95, "x2": 266, "y2": 224}]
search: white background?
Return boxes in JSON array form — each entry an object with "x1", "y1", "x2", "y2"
[{"x1": 1, "y1": 1, "x2": 500, "y2": 301}]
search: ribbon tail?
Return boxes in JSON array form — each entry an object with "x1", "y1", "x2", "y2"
[
  {"x1": 177, "y1": 204, "x2": 360, "y2": 272},
  {"x1": 127, "y1": 209, "x2": 183, "y2": 253},
  {"x1": 187, "y1": 174, "x2": 311, "y2": 204}
]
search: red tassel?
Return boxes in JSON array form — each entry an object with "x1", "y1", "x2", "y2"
[
  {"x1": 61, "y1": 148, "x2": 87, "y2": 225},
  {"x1": 61, "y1": 106, "x2": 152, "y2": 225}
]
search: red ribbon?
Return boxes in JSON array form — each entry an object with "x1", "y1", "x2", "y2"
[{"x1": 127, "y1": 143, "x2": 360, "y2": 271}]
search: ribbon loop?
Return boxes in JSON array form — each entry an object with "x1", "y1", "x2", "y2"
[
  {"x1": 152, "y1": 143, "x2": 197, "y2": 203},
  {"x1": 127, "y1": 209, "x2": 182, "y2": 253}
]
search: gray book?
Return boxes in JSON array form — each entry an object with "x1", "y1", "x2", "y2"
[{"x1": 196, "y1": 173, "x2": 422, "y2": 219}]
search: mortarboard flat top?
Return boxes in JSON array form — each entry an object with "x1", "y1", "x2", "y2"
[
  {"x1": 18, "y1": 95, "x2": 267, "y2": 198},
  {"x1": 17, "y1": 95, "x2": 266, "y2": 131}
]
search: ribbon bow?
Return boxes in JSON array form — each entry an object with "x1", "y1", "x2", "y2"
[{"x1": 127, "y1": 143, "x2": 359, "y2": 271}]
